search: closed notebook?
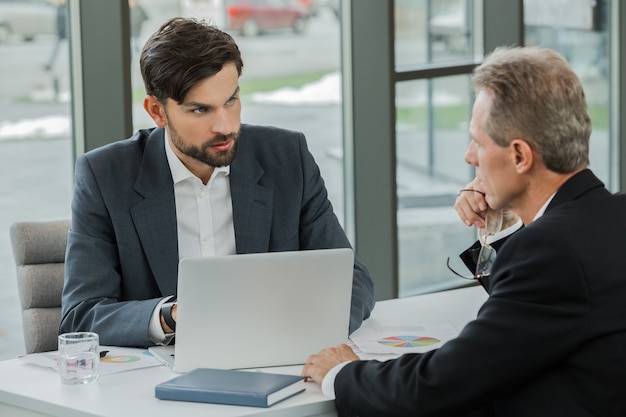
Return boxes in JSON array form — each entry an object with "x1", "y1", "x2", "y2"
[{"x1": 155, "y1": 368, "x2": 306, "y2": 408}]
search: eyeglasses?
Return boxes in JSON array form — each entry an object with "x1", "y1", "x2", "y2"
[{"x1": 447, "y1": 208, "x2": 503, "y2": 280}]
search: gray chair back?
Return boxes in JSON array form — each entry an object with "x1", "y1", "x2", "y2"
[{"x1": 9, "y1": 220, "x2": 71, "y2": 353}]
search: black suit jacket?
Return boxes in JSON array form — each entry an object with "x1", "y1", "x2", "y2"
[{"x1": 334, "y1": 169, "x2": 626, "y2": 417}]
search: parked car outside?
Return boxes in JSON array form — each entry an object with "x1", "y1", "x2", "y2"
[
  {"x1": 0, "y1": 0, "x2": 56, "y2": 43},
  {"x1": 227, "y1": 0, "x2": 309, "y2": 37}
]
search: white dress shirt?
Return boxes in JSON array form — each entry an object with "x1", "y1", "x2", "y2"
[{"x1": 149, "y1": 133, "x2": 236, "y2": 344}]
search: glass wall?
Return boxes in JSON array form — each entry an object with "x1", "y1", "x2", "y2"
[
  {"x1": 524, "y1": 0, "x2": 613, "y2": 186},
  {"x1": 395, "y1": 0, "x2": 481, "y2": 295},
  {"x1": 395, "y1": 0, "x2": 479, "y2": 68},
  {"x1": 0, "y1": 0, "x2": 73, "y2": 359},
  {"x1": 395, "y1": 0, "x2": 615, "y2": 296},
  {"x1": 396, "y1": 75, "x2": 475, "y2": 294}
]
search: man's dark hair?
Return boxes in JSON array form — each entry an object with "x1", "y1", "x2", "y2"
[{"x1": 140, "y1": 17, "x2": 244, "y2": 104}]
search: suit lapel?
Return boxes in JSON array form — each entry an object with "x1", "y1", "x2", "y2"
[
  {"x1": 126, "y1": 126, "x2": 277, "y2": 290},
  {"x1": 230, "y1": 144, "x2": 274, "y2": 254},
  {"x1": 130, "y1": 128, "x2": 179, "y2": 295}
]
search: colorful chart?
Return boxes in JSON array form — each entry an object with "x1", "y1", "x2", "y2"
[
  {"x1": 377, "y1": 335, "x2": 440, "y2": 348},
  {"x1": 101, "y1": 355, "x2": 140, "y2": 364}
]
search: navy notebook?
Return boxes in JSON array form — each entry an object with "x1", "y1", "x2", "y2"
[{"x1": 155, "y1": 368, "x2": 306, "y2": 408}]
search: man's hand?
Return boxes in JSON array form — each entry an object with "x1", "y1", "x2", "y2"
[
  {"x1": 455, "y1": 179, "x2": 521, "y2": 231},
  {"x1": 301, "y1": 343, "x2": 359, "y2": 384},
  {"x1": 455, "y1": 179, "x2": 488, "y2": 228}
]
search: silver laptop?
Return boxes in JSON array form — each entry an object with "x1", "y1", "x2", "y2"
[{"x1": 149, "y1": 248, "x2": 354, "y2": 373}]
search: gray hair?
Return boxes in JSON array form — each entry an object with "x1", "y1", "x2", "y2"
[{"x1": 472, "y1": 46, "x2": 591, "y2": 173}]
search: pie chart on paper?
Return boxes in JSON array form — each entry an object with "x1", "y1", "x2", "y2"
[{"x1": 377, "y1": 335, "x2": 441, "y2": 348}]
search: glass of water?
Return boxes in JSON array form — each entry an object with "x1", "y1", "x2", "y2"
[{"x1": 58, "y1": 332, "x2": 100, "y2": 384}]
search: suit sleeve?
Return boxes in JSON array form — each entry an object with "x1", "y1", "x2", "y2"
[
  {"x1": 60, "y1": 154, "x2": 159, "y2": 347},
  {"x1": 295, "y1": 134, "x2": 375, "y2": 333},
  {"x1": 333, "y1": 227, "x2": 591, "y2": 416}
]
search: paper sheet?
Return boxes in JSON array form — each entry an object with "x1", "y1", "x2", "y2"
[
  {"x1": 349, "y1": 324, "x2": 459, "y2": 356},
  {"x1": 19, "y1": 346, "x2": 162, "y2": 375}
]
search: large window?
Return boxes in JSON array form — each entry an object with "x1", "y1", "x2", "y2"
[
  {"x1": 394, "y1": 0, "x2": 482, "y2": 295},
  {"x1": 393, "y1": 0, "x2": 615, "y2": 297},
  {"x1": 396, "y1": 75, "x2": 475, "y2": 294},
  {"x1": 0, "y1": 0, "x2": 72, "y2": 360},
  {"x1": 524, "y1": 0, "x2": 613, "y2": 187}
]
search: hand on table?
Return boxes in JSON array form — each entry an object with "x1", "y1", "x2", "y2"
[{"x1": 301, "y1": 343, "x2": 359, "y2": 384}]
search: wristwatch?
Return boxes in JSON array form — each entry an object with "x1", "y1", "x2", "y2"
[{"x1": 161, "y1": 302, "x2": 177, "y2": 332}]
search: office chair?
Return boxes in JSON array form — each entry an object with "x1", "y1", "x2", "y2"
[{"x1": 9, "y1": 220, "x2": 71, "y2": 353}]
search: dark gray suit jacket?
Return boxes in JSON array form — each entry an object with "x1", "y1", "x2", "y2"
[
  {"x1": 333, "y1": 169, "x2": 626, "y2": 416},
  {"x1": 60, "y1": 125, "x2": 375, "y2": 347}
]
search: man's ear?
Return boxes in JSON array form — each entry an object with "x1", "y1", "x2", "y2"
[
  {"x1": 143, "y1": 96, "x2": 167, "y2": 127},
  {"x1": 510, "y1": 138, "x2": 534, "y2": 174}
]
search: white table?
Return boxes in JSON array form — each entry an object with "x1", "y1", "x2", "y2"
[{"x1": 0, "y1": 285, "x2": 488, "y2": 417}]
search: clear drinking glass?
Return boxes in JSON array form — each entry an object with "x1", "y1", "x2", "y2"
[{"x1": 58, "y1": 332, "x2": 99, "y2": 384}]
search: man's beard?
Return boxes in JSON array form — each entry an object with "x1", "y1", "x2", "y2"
[{"x1": 168, "y1": 118, "x2": 239, "y2": 168}]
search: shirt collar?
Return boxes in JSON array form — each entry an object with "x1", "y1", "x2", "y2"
[
  {"x1": 532, "y1": 192, "x2": 556, "y2": 222},
  {"x1": 164, "y1": 131, "x2": 230, "y2": 185}
]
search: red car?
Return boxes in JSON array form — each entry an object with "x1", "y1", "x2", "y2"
[{"x1": 227, "y1": 0, "x2": 309, "y2": 37}]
